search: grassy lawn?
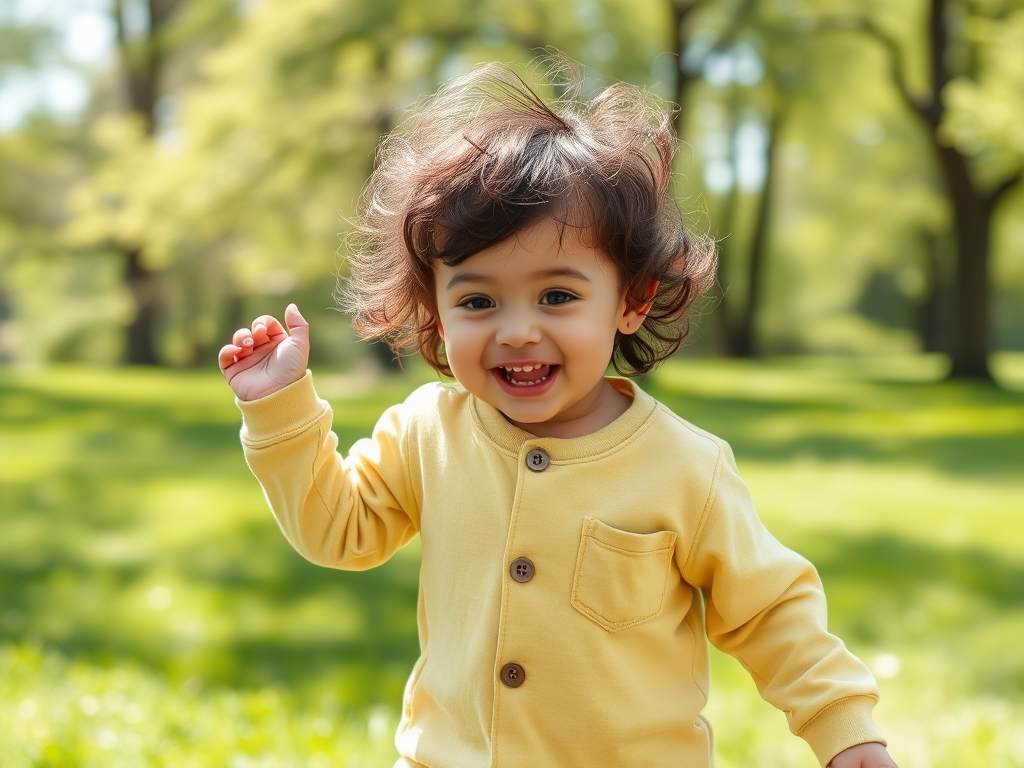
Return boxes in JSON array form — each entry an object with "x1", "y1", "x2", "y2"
[{"x1": 1, "y1": 355, "x2": 1022, "y2": 767}]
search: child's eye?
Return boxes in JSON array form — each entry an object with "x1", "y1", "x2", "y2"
[
  {"x1": 459, "y1": 296, "x2": 495, "y2": 310},
  {"x1": 540, "y1": 290, "x2": 576, "y2": 306}
]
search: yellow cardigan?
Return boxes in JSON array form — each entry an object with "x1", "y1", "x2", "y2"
[{"x1": 238, "y1": 373, "x2": 884, "y2": 767}]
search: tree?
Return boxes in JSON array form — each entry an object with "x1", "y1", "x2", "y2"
[
  {"x1": 62, "y1": 0, "x2": 242, "y2": 365},
  {"x1": 667, "y1": 0, "x2": 813, "y2": 358},
  {"x1": 707, "y1": 16, "x2": 796, "y2": 358},
  {"x1": 85, "y1": 0, "x2": 666, "y2": 366},
  {"x1": 114, "y1": 0, "x2": 241, "y2": 364},
  {"x1": 0, "y1": 14, "x2": 134, "y2": 365},
  {"x1": 112, "y1": 0, "x2": 186, "y2": 364},
  {"x1": 821, "y1": 0, "x2": 1024, "y2": 379}
]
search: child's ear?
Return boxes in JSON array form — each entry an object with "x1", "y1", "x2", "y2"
[
  {"x1": 617, "y1": 280, "x2": 659, "y2": 336},
  {"x1": 436, "y1": 319, "x2": 445, "y2": 341}
]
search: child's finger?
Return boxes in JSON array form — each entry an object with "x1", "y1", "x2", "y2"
[
  {"x1": 232, "y1": 327, "x2": 255, "y2": 351},
  {"x1": 217, "y1": 344, "x2": 243, "y2": 372},
  {"x1": 283, "y1": 304, "x2": 309, "y2": 345},
  {"x1": 252, "y1": 315, "x2": 286, "y2": 340}
]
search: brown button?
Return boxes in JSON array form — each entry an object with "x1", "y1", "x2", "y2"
[
  {"x1": 509, "y1": 557, "x2": 535, "y2": 583},
  {"x1": 525, "y1": 448, "x2": 549, "y2": 472},
  {"x1": 500, "y1": 662, "x2": 526, "y2": 688}
]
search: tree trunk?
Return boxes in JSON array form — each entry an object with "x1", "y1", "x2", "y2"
[
  {"x1": 837, "y1": 0, "x2": 1001, "y2": 380},
  {"x1": 668, "y1": 1, "x2": 702, "y2": 145},
  {"x1": 731, "y1": 96, "x2": 782, "y2": 357},
  {"x1": 931, "y1": 145, "x2": 992, "y2": 378},
  {"x1": 915, "y1": 230, "x2": 949, "y2": 354},
  {"x1": 715, "y1": 182, "x2": 740, "y2": 356},
  {"x1": 917, "y1": 0, "x2": 994, "y2": 379},
  {"x1": 125, "y1": 248, "x2": 159, "y2": 365},
  {"x1": 668, "y1": 0, "x2": 760, "y2": 355},
  {"x1": 715, "y1": 88, "x2": 742, "y2": 356},
  {"x1": 115, "y1": 0, "x2": 178, "y2": 364}
]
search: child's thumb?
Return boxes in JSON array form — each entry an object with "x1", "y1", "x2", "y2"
[{"x1": 284, "y1": 303, "x2": 310, "y2": 347}]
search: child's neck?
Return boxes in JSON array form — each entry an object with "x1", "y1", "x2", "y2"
[{"x1": 505, "y1": 379, "x2": 633, "y2": 439}]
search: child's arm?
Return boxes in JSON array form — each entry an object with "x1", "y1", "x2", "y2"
[
  {"x1": 218, "y1": 303, "x2": 309, "y2": 402},
  {"x1": 219, "y1": 305, "x2": 420, "y2": 570},
  {"x1": 682, "y1": 441, "x2": 890, "y2": 768}
]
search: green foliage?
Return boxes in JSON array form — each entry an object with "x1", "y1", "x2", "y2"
[
  {"x1": 941, "y1": 10, "x2": 1024, "y2": 186},
  {"x1": 0, "y1": 118, "x2": 129, "y2": 364},
  {"x1": 4, "y1": 0, "x2": 1024, "y2": 365},
  {"x1": 673, "y1": 0, "x2": 950, "y2": 354},
  {"x1": 62, "y1": 0, "x2": 670, "y2": 365},
  {"x1": 0, "y1": 646, "x2": 398, "y2": 767},
  {"x1": 0, "y1": 17, "x2": 55, "y2": 73},
  {"x1": 1, "y1": 357, "x2": 1023, "y2": 765},
  {"x1": 676, "y1": 0, "x2": 1024, "y2": 357}
]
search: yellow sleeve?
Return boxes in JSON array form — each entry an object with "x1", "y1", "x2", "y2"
[
  {"x1": 681, "y1": 442, "x2": 886, "y2": 767},
  {"x1": 237, "y1": 371, "x2": 420, "y2": 571}
]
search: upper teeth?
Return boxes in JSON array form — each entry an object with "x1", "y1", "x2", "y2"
[{"x1": 504, "y1": 365, "x2": 541, "y2": 372}]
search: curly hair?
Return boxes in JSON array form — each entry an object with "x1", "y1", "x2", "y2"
[{"x1": 339, "y1": 60, "x2": 716, "y2": 376}]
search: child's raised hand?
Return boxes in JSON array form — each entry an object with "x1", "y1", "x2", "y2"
[
  {"x1": 218, "y1": 303, "x2": 310, "y2": 401},
  {"x1": 828, "y1": 742, "x2": 898, "y2": 768}
]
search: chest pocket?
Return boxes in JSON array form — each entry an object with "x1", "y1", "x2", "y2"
[{"x1": 570, "y1": 517, "x2": 678, "y2": 632}]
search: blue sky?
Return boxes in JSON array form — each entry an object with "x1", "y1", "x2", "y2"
[{"x1": 0, "y1": 0, "x2": 114, "y2": 130}]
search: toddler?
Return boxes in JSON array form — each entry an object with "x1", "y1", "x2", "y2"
[{"x1": 219, "y1": 63, "x2": 897, "y2": 768}]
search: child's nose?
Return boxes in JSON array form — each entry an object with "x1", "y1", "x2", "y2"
[{"x1": 495, "y1": 309, "x2": 542, "y2": 347}]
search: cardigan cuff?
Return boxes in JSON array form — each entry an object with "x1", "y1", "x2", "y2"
[
  {"x1": 797, "y1": 695, "x2": 886, "y2": 767},
  {"x1": 236, "y1": 371, "x2": 328, "y2": 445}
]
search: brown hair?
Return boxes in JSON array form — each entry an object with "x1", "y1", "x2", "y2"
[{"x1": 340, "y1": 60, "x2": 716, "y2": 376}]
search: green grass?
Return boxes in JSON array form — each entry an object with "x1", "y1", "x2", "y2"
[{"x1": 1, "y1": 355, "x2": 1022, "y2": 767}]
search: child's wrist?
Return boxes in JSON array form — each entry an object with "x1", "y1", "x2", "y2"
[
  {"x1": 232, "y1": 370, "x2": 309, "y2": 402},
  {"x1": 238, "y1": 378, "x2": 299, "y2": 402}
]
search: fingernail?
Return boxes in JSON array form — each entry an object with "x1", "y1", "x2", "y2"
[
  {"x1": 242, "y1": 338, "x2": 254, "y2": 346},
  {"x1": 255, "y1": 324, "x2": 265, "y2": 333}
]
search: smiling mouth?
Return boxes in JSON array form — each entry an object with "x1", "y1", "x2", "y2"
[{"x1": 497, "y1": 364, "x2": 555, "y2": 387}]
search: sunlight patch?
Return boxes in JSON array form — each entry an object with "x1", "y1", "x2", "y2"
[
  {"x1": 871, "y1": 653, "x2": 902, "y2": 680},
  {"x1": 147, "y1": 586, "x2": 172, "y2": 611}
]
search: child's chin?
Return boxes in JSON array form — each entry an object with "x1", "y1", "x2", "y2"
[{"x1": 498, "y1": 402, "x2": 559, "y2": 426}]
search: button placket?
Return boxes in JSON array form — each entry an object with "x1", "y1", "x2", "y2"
[{"x1": 499, "y1": 447, "x2": 547, "y2": 697}]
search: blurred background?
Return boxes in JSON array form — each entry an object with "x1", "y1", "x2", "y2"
[{"x1": 1, "y1": 0, "x2": 1022, "y2": 766}]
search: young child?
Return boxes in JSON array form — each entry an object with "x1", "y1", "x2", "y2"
[{"x1": 218, "y1": 63, "x2": 897, "y2": 768}]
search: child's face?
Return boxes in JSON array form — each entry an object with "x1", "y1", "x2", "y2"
[{"x1": 434, "y1": 217, "x2": 646, "y2": 435}]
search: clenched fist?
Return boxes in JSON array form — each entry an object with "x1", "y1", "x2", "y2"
[{"x1": 218, "y1": 303, "x2": 310, "y2": 401}]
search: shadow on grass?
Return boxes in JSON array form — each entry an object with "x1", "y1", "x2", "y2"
[
  {"x1": 804, "y1": 532, "x2": 1024, "y2": 697},
  {"x1": 811, "y1": 533, "x2": 1024, "y2": 609},
  {"x1": 0, "y1": 520, "x2": 421, "y2": 702},
  {"x1": 647, "y1": 380, "x2": 1024, "y2": 480}
]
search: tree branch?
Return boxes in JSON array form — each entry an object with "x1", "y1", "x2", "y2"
[
  {"x1": 812, "y1": 14, "x2": 929, "y2": 124},
  {"x1": 987, "y1": 168, "x2": 1023, "y2": 208},
  {"x1": 669, "y1": 0, "x2": 714, "y2": 19},
  {"x1": 926, "y1": 0, "x2": 949, "y2": 109}
]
